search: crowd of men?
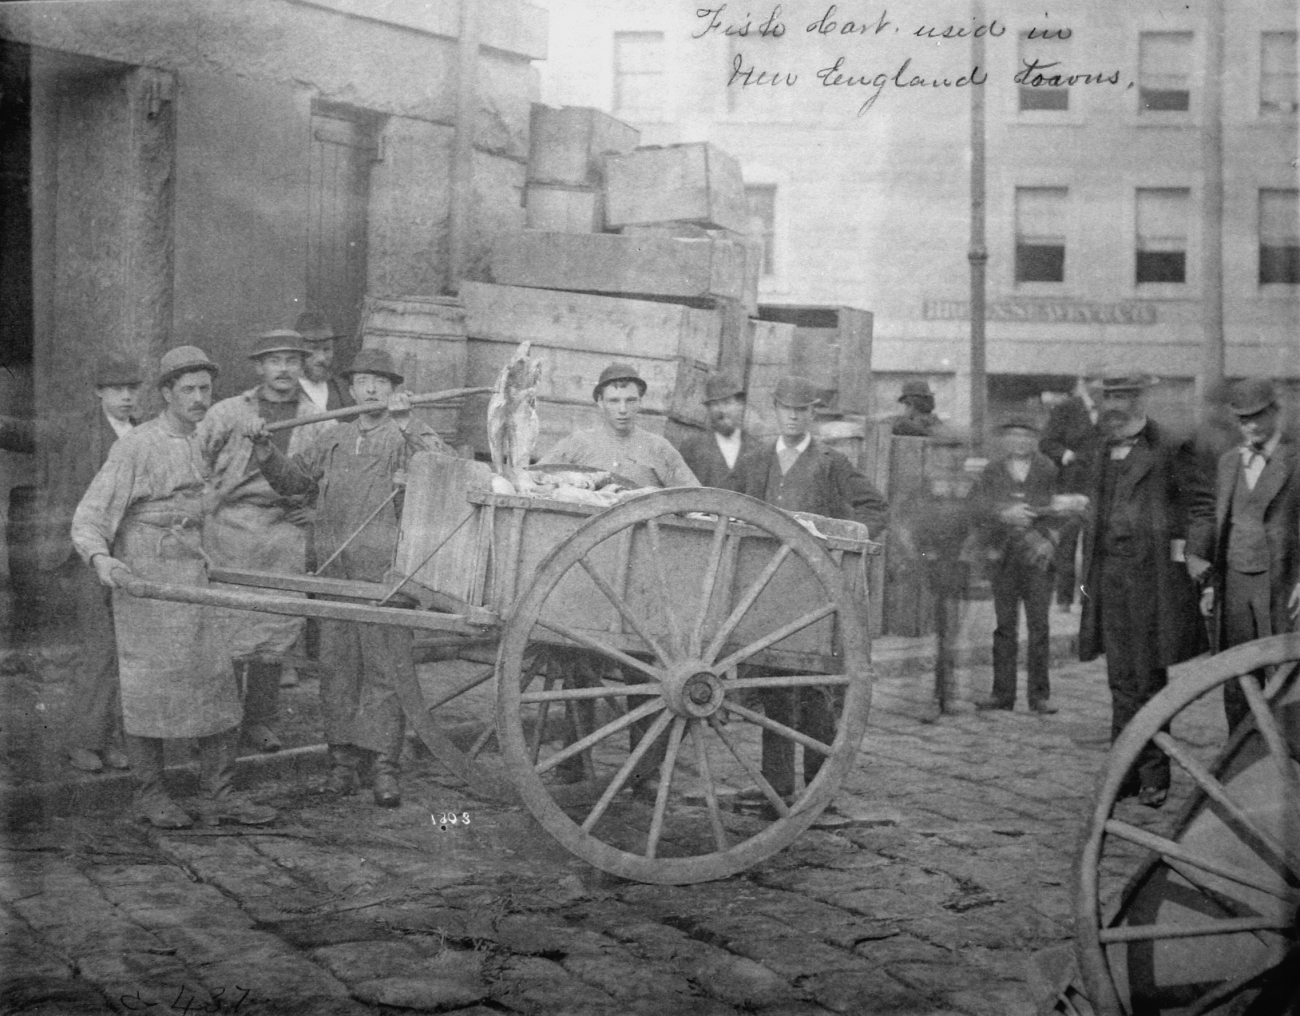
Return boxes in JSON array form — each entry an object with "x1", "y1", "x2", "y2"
[{"x1": 6, "y1": 327, "x2": 1295, "y2": 825}]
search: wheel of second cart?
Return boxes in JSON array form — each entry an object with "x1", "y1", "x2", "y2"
[
  {"x1": 1074, "y1": 632, "x2": 1300, "y2": 1016},
  {"x1": 495, "y1": 487, "x2": 872, "y2": 884}
]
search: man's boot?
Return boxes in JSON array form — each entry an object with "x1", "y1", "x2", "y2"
[
  {"x1": 240, "y1": 660, "x2": 283, "y2": 753},
  {"x1": 123, "y1": 735, "x2": 191, "y2": 828},
  {"x1": 196, "y1": 729, "x2": 277, "y2": 826},
  {"x1": 372, "y1": 752, "x2": 401, "y2": 808},
  {"x1": 325, "y1": 743, "x2": 361, "y2": 796}
]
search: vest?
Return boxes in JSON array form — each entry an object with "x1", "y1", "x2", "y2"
[
  {"x1": 763, "y1": 448, "x2": 817, "y2": 515},
  {"x1": 1098, "y1": 450, "x2": 1142, "y2": 558},
  {"x1": 1226, "y1": 465, "x2": 1271, "y2": 574}
]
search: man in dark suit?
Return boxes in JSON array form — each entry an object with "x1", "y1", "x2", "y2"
[
  {"x1": 1078, "y1": 370, "x2": 1209, "y2": 808},
  {"x1": 0, "y1": 352, "x2": 145, "y2": 773},
  {"x1": 676, "y1": 373, "x2": 753, "y2": 488},
  {"x1": 728, "y1": 375, "x2": 888, "y2": 810},
  {"x1": 1039, "y1": 375, "x2": 1102, "y2": 609},
  {"x1": 1185, "y1": 378, "x2": 1300, "y2": 731},
  {"x1": 971, "y1": 418, "x2": 1060, "y2": 714}
]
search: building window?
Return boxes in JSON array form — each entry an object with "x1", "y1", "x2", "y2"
[
  {"x1": 1136, "y1": 188, "x2": 1189, "y2": 284},
  {"x1": 1259, "y1": 189, "x2": 1300, "y2": 284},
  {"x1": 1139, "y1": 32, "x2": 1192, "y2": 112},
  {"x1": 1015, "y1": 187, "x2": 1067, "y2": 283},
  {"x1": 1261, "y1": 32, "x2": 1298, "y2": 116},
  {"x1": 1018, "y1": 32, "x2": 1070, "y2": 111},
  {"x1": 746, "y1": 185, "x2": 776, "y2": 276},
  {"x1": 613, "y1": 32, "x2": 664, "y2": 122}
]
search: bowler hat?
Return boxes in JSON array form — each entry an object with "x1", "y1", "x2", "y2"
[
  {"x1": 249, "y1": 329, "x2": 311, "y2": 360},
  {"x1": 294, "y1": 311, "x2": 342, "y2": 343},
  {"x1": 773, "y1": 375, "x2": 821, "y2": 408},
  {"x1": 703, "y1": 373, "x2": 745, "y2": 403},
  {"x1": 158, "y1": 346, "x2": 219, "y2": 387},
  {"x1": 593, "y1": 362, "x2": 647, "y2": 401},
  {"x1": 899, "y1": 380, "x2": 933, "y2": 402},
  {"x1": 1228, "y1": 377, "x2": 1278, "y2": 417},
  {"x1": 93, "y1": 352, "x2": 143, "y2": 387},
  {"x1": 338, "y1": 347, "x2": 404, "y2": 385},
  {"x1": 1092, "y1": 368, "x2": 1157, "y2": 393},
  {"x1": 999, "y1": 415, "x2": 1040, "y2": 433}
]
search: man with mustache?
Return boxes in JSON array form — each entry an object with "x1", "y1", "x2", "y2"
[
  {"x1": 198, "y1": 331, "x2": 334, "y2": 754},
  {"x1": 1077, "y1": 369, "x2": 1209, "y2": 809},
  {"x1": 72, "y1": 346, "x2": 275, "y2": 829},
  {"x1": 248, "y1": 348, "x2": 447, "y2": 808},
  {"x1": 1185, "y1": 378, "x2": 1300, "y2": 731}
]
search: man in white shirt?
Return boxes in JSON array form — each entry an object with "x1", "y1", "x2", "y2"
[{"x1": 676, "y1": 373, "x2": 754, "y2": 488}]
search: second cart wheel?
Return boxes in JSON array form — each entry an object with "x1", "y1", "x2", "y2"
[
  {"x1": 495, "y1": 487, "x2": 872, "y2": 885},
  {"x1": 1075, "y1": 632, "x2": 1300, "y2": 1016}
]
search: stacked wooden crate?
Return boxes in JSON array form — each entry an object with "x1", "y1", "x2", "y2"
[{"x1": 523, "y1": 105, "x2": 639, "y2": 233}]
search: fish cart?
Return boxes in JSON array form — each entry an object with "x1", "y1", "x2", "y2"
[
  {"x1": 1073, "y1": 632, "x2": 1300, "y2": 1014},
  {"x1": 120, "y1": 449, "x2": 879, "y2": 886}
]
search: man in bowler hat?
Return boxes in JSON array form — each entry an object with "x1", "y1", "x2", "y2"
[
  {"x1": 1185, "y1": 377, "x2": 1300, "y2": 730},
  {"x1": 676, "y1": 373, "x2": 754, "y2": 488},
  {"x1": 891, "y1": 380, "x2": 942, "y2": 437}
]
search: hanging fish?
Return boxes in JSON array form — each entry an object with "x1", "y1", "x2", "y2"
[{"x1": 486, "y1": 341, "x2": 543, "y2": 492}]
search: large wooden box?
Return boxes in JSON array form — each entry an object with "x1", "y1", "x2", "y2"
[
  {"x1": 757, "y1": 306, "x2": 874, "y2": 415},
  {"x1": 524, "y1": 185, "x2": 604, "y2": 233},
  {"x1": 528, "y1": 104, "x2": 640, "y2": 187},
  {"x1": 491, "y1": 232, "x2": 748, "y2": 304},
  {"x1": 359, "y1": 295, "x2": 466, "y2": 443},
  {"x1": 459, "y1": 281, "x2": 720, "y2": 365},
  {"x1": 604, "y1": 143, "x2": 748, "y2": 234}
]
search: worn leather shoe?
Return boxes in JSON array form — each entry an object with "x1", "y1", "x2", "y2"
[
  {"x1": 974, "y1": 697, "x2": 1014, "y2": 712},
  {"x1": 133, "y1": 794, "x2": 193, "y2": 829},
  {"x1": 373, "y1": 772, "x2": 401, "y2": 808},
  {"x1": 1029, "y1": 699, "x2": 1059, "y2": 715},
  {"x1": 242, "y1": 724, "x2": 282, "y2": 754},
  {"x1": 1137, "y1": 785, "x2": 1168, "y2": 809},
  {"x1": 68, "y1": 748, "x2": 104, "y2": 773},
  {"x1": 102, "y1": 746, "x2": 131, "y2": 770}
]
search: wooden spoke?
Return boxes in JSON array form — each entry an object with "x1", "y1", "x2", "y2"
[
  {"x1": 535, "y1": 697, "x2": 666, "y2": 776},
  {"x1": 533, "y1": 618, "x2": 664, "y2": 682},
  {"x1": 646, "y1": 717, "x2": 688, "y2": 859},
  {"x1": 1263, "y1": 659, "x2": 1299, "y2": 700},
  {"x1": 704, "y1": 543, "x2": 793, "y2": 663},
  {"x1": 1153, "y1": 731, "x2": 1300, "y2": 880},
  {"x1": 644, "y1": 518, "x2": 686, "y2": 659},
  {"x1": 578, "y1": 555, "x2": 670, "y2": 664},
  {"x1": 723, "y1": 674, "x2": 851, "y2": 691},
  {"x1": 1238, "y1": 676, "x2": 1300, "y2": 822},
  {"x1": 724, "y1": 700, "x2": 835, "y2": 757},
  {"x1": 580, "y1": 710, "x2": 675, "y2": 833},
  {"x1": 713, "y1": 603, "x2": 839, "y2": 673},
  {"x1": 1185, "y1": 965, "x2": 1275, "y2": 1016},
  {"x1": 691, "y1": 720, "x2": 729, "y2": 853},
  {"x1": 1104, "y1": 819, "x2": 1300, "y2": 907},
  {"x1": 708, "y1": 717, "x2": 790, "y2": 818},
  {"x1": 689, "y1": 515, "x2": 732, "y2": 657},
  {"x1": 1098, "y1": 915, "x2": 1291, "y2": 944},
  {"x1": 422, "y1": 664, "x2": 495, "y2": 714},
  {"x1": 467, "y1": 723, "x2": 498, "y2": 759},
  {"x1": 523, "y1": 684, "x2": 656, "y2": 703}
]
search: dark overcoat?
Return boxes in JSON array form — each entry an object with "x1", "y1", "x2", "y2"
[
  {"x1": 676, "y1": 429, "x2": 755, "y2": 489},
  {"x1": 1078, "y1": 419, "x2": 1209, "y2": 665},
  {"x1": 727, "y1": 437, "x2": 889, "y2": 532},
  {"x1": 1038, "y1": 396, "x2": 1101, "y2": 494},
  {"x1": 1184, "y1": 438, "x2": 1300, "y2": 645}
]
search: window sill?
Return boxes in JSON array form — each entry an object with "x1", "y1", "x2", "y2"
[{"x1": 1009, "y1": 114, "x2": 1088, "y2": 128}]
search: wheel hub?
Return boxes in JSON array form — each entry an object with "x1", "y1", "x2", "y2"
[{"x1": 662, "y1": 663, "x2": 725, "y2": 718}]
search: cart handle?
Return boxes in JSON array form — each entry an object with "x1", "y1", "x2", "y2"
[{"x1": 265, "y1": 386, "x2": 493, "y2": 433}]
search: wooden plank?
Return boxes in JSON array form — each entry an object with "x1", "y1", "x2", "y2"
[
  {"x1": 394, "y1": 452, "x2": 493, "y2": 603},
  {"x1": 604, "y1": 143, "x2": 748, "y2": 233},
  {"x1": 460, "y1": 280, "x2": 720, "y2": 364},
  {"x1": 524, "y1": 185, "x2": 603, "y2": 233},
  {"x1": 491, "y1": 232, "x2": 748, "y2": 303},
  {"x1": 838, "y1": 307, "x2": 874, "y2": 415},
  {"x1": 528, "y1": 104, "x2": 640, "y2": 187}
]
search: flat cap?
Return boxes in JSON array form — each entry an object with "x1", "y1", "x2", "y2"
[
  {"x1": 294, "y1": 311, "x2": 342, "y2": 343},
  {"x1": 773, "y1": 375, "x2": 821, "y2": 408},
  {"x1": 249, "y1": 329, "x2": 310, "y2": 360},
  {"x1": 703, "y1": 373, "x2": 745, "y2": 403},
  {"x1": 1229, "y1": 377, "x2": 1278, "y2": 417},
  {"x1": 593, "y1": 362, "x2": 647, "y2": 401},
  {"x1": 999, "y1": 415, "x2": 1040, "y2": 433},
  {"x1": 899, "y1": 380, "x2": 933, "y2": 401},
  {"x1": 338, "y1": 347, "x2": 403, "y2": 385},
  {"x1": 158, "y1": 346, "x2": 219, "y2": 386},
  {"x1": 93, "y1": 352, "x2": 143, "y2": 387},
  {"x1": 1092, "y1": 367, "x2": 1157, "y2": 393}
]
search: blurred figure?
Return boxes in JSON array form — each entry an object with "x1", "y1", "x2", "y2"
[
  {"x1": 1078, "y1": 370, "x2": 1208, "y2": 809},
  {"x1": 971, "y1": 418, "x2": 1060, "y2": 714},
  {"x1": 891, "y1": 380, "x2": 942, "y2": 437},
  {"x1": 676, "y1": 373, "x2": 753, "y2": 488},
  {"x1": 1185, "y1": 378, "x2": 1300, "y2": 731},
  {"x1": 1039, "y1": 373, "x2": 1102, "y2": 610}
]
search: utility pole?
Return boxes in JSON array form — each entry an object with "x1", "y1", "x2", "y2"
[
  {"x1": 1198, "y1": 0, "x2": 1225, "y2": 402},
  {"x1": 968, "y1": 0, "x2": 988, "y2": 451}
]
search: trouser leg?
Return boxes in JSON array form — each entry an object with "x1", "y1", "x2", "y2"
[
  {"x1": 1222, "y1": 570, "x2": 1271, "y2": 732},
  {"x1": 1024, "y1": 565, "x2": 1053, "y2": 704},
  {"x1": 800, "y1": 686, "x2": 839, "y2": 786},
  {"x1": 319, "y1": 619, "x2": 362, "y2": 747},
  {"x1": 123, "y1": 735, "x2": 190, "y2": 828},
  {"x1": 196, "y1": 727, "x2": 277, "y2": 825},
  {"x1": 67, "y1": 567, "x2": 121, "y2": 753},
  {"x1": 759, "y1": 686, "x2": 796, "y2": 799},
  {"x1": 1053, "y1": 519, "x2": 1081, "y2": 605},
  {"x1": 989, "y1": 564, "x2": 1020, "y2": 705},
  {"x1": 241, "y1": 660, "x2": 281, "y2": 728}
]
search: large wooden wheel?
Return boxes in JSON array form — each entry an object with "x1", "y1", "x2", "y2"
[
  {"x1": 1075, "y1": 633, "x2": 1300, "y2": 1015},
  {"x1": 495, "y1": 487, "x2": 872, "y2": 884}
]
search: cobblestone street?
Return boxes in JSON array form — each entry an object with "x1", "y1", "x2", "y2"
[{"x1": 0, "y1": 641, "x2": 1232, "y2": 1016}]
